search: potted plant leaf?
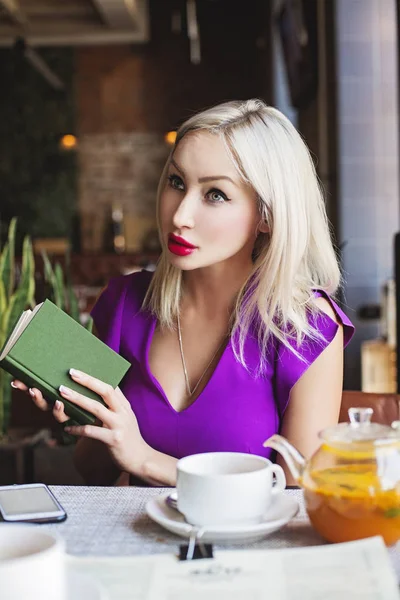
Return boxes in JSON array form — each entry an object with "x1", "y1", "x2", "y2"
[
  {"x1": 39, "y1": 249, "x2": 93, "y2": 452},
  {"x1": 0, "y1": 218, "x2": 50, "y2": 483},
  {"x1": 41, "y1": 249, "x2": 93, "y2": 333}
]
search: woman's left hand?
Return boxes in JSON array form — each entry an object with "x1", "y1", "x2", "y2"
[{"x1": 59, "y1": 369, "x2": 150, "y2": 476}]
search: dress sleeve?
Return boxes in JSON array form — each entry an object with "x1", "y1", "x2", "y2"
[
  {"x1": 90, "y1": 276, "x2": 129, "y2": 353},
  {"x1": 274, "y1": 292, "x2": 355, "y2": 418}
]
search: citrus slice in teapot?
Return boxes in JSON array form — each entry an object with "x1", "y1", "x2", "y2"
[{"x1": 264, "y1": 407, "x2": 400, "y2": 545}]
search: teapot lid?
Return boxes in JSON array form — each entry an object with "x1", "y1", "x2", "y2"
[{"x1": 321, "y1": 407, "x2": 400, "y2": 445}]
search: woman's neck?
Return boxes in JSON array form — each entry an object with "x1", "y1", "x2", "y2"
[{"x1": 182, "y1": 262, "x2": 253, "y2": 318}]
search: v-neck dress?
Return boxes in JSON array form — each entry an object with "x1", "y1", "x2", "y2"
[{"x1": 91, "y1": 270, "x2": 354, "y2": 460}]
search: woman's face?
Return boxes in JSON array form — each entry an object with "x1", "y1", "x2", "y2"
[{"x1": 159, "y1": 131, "x2": 262, "y2": 272}]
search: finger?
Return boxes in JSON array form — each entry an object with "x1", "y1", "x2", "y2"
[
  {"x1": 29, "y1": 388, "x2": 50, "y2": 412},
  {"x1": 64, "y1": 423, "x2": 120, "y2": 445},
  {"x1": 52, "y1": 400, "x2": 70, "y2": 424},
  {"x1": 11, "y1": 380, "x2": 28, "y2": 391},
  {"x1": 115, "y1": 386, "x2": 130, "y2": 405},
  {"x1": 59, "y1": 385, "x2": 115, "y2": 426},
  {"x1": 69, "y1": 369, "x2": 122, "y2": 410}
]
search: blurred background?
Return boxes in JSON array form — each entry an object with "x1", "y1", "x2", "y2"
[{"x1": 0, "y1": 0, "x2": 399, "y2": 482}]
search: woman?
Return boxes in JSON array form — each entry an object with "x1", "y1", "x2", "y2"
[{"x1": 14, "y1": 99, "x2": 354, "y2": 486}]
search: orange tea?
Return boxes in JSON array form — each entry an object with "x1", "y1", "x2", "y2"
[{"x1": 303, "y1": 464, "x2": 400, "y2": 546}]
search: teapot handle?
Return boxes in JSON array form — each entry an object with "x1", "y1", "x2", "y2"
[{"x1": 270, "y1": 464, "x2": 286, "y2": 495}]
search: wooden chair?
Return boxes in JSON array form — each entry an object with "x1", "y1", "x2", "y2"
[{"x1": 340, "y1": 390, "x2": 400, "y2": 425}]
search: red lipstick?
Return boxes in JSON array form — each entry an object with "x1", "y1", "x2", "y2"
[{"x1": 168, "y1": 233, "x2": 197, "y2": 256}]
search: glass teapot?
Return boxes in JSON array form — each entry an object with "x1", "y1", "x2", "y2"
[{"x1": 263, "y1": 407, "x2": 400, "y2": 545}]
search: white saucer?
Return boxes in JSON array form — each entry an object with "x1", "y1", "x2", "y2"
[
  {"x1": 68, "y1": 570, "x2": 106, "y2": 599},
  {"x1": 146, "y1": 492, "x2": 299, "y2": 543}
]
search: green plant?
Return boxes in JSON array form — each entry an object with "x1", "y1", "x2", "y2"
[
  {"x1": 41, "y1": 249, "x2": 92, "y2": 331},
  {"x1": 41, "y1": 250, "x2": 93, "y2": 445},
  {"x1": 0, "y1": 218, "x2": 35, "y2": 438}
]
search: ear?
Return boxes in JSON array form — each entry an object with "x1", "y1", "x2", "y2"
[{"x1": 257, "y1": 220, "x2": 269, "y2": 234}]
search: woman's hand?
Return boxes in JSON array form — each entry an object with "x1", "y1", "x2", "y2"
[
  {"x1": 59, "y1": 369, "x2": 150, "y2": 477},
  {"x1": 13, "y1": 372, "x2": 178, "y2": 486},
  {"x1": 11, "y1": 381, "x2": 69, "y2": 423}
]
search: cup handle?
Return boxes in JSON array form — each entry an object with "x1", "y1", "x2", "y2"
[{"x1": 270, "y1": 464, "x2": 286, "y2": 495}]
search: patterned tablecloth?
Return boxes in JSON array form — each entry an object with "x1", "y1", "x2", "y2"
[{"x1": 41, "y1": 486, "x2": 400, "y2": 580}]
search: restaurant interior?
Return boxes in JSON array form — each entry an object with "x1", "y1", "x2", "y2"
[
  {"x1": 0, "y1": 0, "x2": 399, "y2": 481},
  {"x1": 0, "y1": 0, "x2": 398, "y2": 508},
  {"x1": 1, "y1": 1, "x2": 400, "y2": 597}
]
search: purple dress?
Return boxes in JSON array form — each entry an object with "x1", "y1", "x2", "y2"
[{"x1": 91, "y1": 270, "x2": 354, "y2": 460}]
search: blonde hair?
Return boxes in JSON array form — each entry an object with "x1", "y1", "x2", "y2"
[{"x1": 144, "y1": 99, "x2": 341, "y2": 372}]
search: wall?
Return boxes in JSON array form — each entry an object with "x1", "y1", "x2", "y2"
[
  {"x1": 78, "y1": 131, "x2": 168, "y2": 252},
  {"x1": 76, "y1": 1, "x2": 271, "y2": 135},
  {"x1": 336, "y1": 0, "x2": 400, "y2": 388},
  {"x1": 75, "y1": 0, "x2": 272, "y2": 251},
  {"x1": 0, "y1": 48, "x2": 76, "y2": 246},
  {"x1": 0, "y1": 1, "x2": 272, "y2": 253}
]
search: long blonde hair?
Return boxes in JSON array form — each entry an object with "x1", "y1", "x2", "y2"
[{"x1": 144, "y1": 99, "x2": 341, "y2": 372}]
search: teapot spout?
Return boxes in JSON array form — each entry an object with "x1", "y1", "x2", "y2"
[{"x1": 263, "y1": 434, "x2": 306, "y2": 483}]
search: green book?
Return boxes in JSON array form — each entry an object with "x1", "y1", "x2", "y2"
[{"x1": 0, "y1": 299, "x2": 131, "y2": 425}]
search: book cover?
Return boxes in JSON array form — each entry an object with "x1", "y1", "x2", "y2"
[{"x1": 0, "y1": 299, "x2": 131, "y2": 425}]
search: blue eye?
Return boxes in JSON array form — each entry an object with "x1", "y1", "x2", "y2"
[
  {"x1": 168, "y1": 174, "x2": 185, "y2": 191},
  {"x1": 206, "y1": 188, "x2": 230, "y2": 204}
]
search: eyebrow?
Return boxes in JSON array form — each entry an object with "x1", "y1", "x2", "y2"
[{"x1": 170, "y1": 158, "x2": 236, "y2": 185}]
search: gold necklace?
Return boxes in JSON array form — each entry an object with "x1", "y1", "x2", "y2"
[{"x1": 177, "y1": 312, "x2": 227, "y2": 398}]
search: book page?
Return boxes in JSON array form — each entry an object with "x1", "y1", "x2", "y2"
[
  {"x1": 0, "y1": 302, "x2": 42, "y2": 361},
  {"x1": 68, "y1": 537, "x2": 399, "y2": 600}
]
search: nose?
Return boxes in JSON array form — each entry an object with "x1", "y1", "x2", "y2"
[{"x1": 172, "y1": 195, "x2": 195, "y2": 230}]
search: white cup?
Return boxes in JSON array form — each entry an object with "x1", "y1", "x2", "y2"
[
  {"x1": 0, "y1": 525, "x2": 67, "y2": 600},
  {"x1": 176, "y1": 452, "x2": 286, "y2": 527}
]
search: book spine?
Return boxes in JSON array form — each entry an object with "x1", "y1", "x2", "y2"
[{"x1": 1, "y1": 356, "x2": 96, "y2": 426}]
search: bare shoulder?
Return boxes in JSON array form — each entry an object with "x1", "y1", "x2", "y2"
[{"x1": 312, "y1": 295, "x2": 340, "y2": 324}]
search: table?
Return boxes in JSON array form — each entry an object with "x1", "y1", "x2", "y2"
[{"x1": 44, "y1": 486, "x2": 400, "y2": 580}]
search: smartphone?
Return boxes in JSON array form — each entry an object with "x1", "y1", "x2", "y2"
[{"x1": 0, "y1": 483, "x2": 67, "y2": 523}]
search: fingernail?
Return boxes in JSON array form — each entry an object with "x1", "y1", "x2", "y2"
[
  {"x1": 55, "y1": 400, "x2": 62, "y2": 410},
  {"x1": 29, "y1": 388, "x2": 35, "y2": 397},
  {"x1": 10, "y1": 381, "x2": 17, "y2": 389},
  {"x1": 64, "y1": 427, "x2": 72, "y2": 433},
  {"x1": 69, "y1": 368, "x2": 80, "y2": 378},
  {"x1": 59, "y1": 385, "x2": 72, "y2": 397}
]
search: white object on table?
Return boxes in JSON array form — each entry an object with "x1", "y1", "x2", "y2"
[
  {"x1": 68, "y1": 537, "x2": 399, "y2": 600},
  {"x1": 67, "y1": 570, "x2": 106, "y2": 600},
  {"x1": 0, "y1": 525, "x2": 67, "y2": 600},
  {"x1": 146, "y1": 491, "x2": 298, "y2": 543},
  {"x1": 37, "y1": 486, "x2": 400, "y2": 583},
  {"x1": 176, "y1": 452, "x2": 286, "y2": 527}
]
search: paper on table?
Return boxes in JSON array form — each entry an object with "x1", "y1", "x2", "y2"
[
  {"x1": 68, "y1": 555, "x2": 156, "y2": 600},
  {"x1": 68, "y1": 536, "x2": 399, "y2": 600}
]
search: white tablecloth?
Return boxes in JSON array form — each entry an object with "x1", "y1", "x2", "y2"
[{"x1": 41, "y1": 486, "x2": 400, "y2": 580}]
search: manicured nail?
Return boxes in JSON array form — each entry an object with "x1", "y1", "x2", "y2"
[
  {"x1": 64, "y1": 427, "x2": 72, "y2": 433},
  {"x1": 69, "y1": 369, "x2": 80, "y2": 378},
  {"x1": 29, "y1": 388, "x2": 35, "y2": 397},
  {"x1": 55, "y1": 400, "x2": 62, "y2": 410},
  {"x1": 59, "y1": 385, "x2": 72, "y2": 397},
  {"x1": 10, "y1": 381, "x2": 17, "y2": 388}
]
